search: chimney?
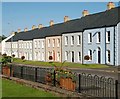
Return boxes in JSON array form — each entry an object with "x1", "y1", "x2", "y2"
[
  {"x1": 11, "y1": 31, "x2": 15, "y2": 35},
  {"x1": 64, "y1": 16, "x2": 69, "y2": 22},
  {"x1": 107, "y1": 2, "x2": 115, "y2": 10},
  {"x1": 32, "y1": 25, "x2": 36, "y2": 30},
  {"x1": 49, "y1": 20, "x2": 54, "y2": 26},
  {"x1": 38, "y1": 24, "x2": 43, "y2": 29},
  {"x1": 82, "y1": 10, "x2": 89, "y2": 17},
  {"x1": 24, "y1": 28, "x2": 28, "y2": 32},
  {"x1": 17, "y1": 29, "x2": 21, "y2": 33}
]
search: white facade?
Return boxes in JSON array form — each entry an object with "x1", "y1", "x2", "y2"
[{"x1": 33, "y1": 38, "x2": 45, "y2": 61}]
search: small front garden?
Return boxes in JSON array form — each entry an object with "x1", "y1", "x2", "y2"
[{"x1": 12, "y1": 58, "x2": 109, "y2": 69}]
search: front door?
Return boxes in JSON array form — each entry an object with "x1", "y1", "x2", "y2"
[
  {"x1": 98, "y1": 48, "x2": 101, "y2": 64},
  {"x1": 72, "y1": 51, "x2": 74, "y2": 62}
]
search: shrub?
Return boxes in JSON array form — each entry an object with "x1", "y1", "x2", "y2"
[
  {"x1": 12, "y1": 54, "x2": 15, "y2": 58},
  {"x1": 49, "y1": 56, "x2": 53, "y2": 60},
  {"x1": 21, "y1": 56, "x2": 25, "y2": 60},
  {"x1": 1, "y1": 55, "x2": 12, "y2": 66},
  {"x1": 84, "y1": 55, "x2": 90, "y2": 60}
]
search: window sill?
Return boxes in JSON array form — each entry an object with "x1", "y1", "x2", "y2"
[
  {"x1": 96, "y1": 42, "x2": 100, "y2": 44},
  {"x1": 106, "y1": 42, "x2": 110, "y2": 44}
]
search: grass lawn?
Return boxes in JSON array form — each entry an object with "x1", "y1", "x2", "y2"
[
  {"x1": 2, "y1": 78, "x2": 56, "y2": 97},
  {"x1": 13, "y1": 58, "x2": 109, "y2": 69}
]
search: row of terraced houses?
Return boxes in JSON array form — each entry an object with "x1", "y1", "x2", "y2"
[{"x1": 2, "y1": 2, "x2": 120, "y2": 66}]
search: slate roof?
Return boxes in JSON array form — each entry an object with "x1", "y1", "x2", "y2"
[{"x1": 7, "y1": 6, "x2": 120, "y2": 42}]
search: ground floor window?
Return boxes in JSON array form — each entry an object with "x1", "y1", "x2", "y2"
[
  {"x1": 88, "y1": 49, "x2": 92, "y2": 60},
  {"x1": 57, "y1": 52, "x2": 60, "y2": 61},
  {"x1": 107, "y1": 50, "x2": 110, "y2": 63},
  {"x1": 65, "y1": 51, "x2": 68, "y2": 60},
  {"x1": 78, "y1": 52, "x2": 81, "y2": 62}
]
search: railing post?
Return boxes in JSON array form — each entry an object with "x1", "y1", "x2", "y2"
[
  {"x1": 35, "y1": 68, "x2": 37, "y2": 82},
  {"x1": 10, "y1": 65, "x2": 12, "y2": 77},
  {"x1": 53, "y1": 70, "x2": 56, "y2": 86},
  {"x1": 115, "y1": 80, "x2": 118, "y2": 99},
  {"x1": 79, "y1": 74, "x2": 81, "y2": 93},
  {"x1": 21, "y1": 66, "x2": 23, "y2": 79}
]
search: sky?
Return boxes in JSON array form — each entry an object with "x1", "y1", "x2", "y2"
[{"x1": 2, "y1": 2, "x2": 119, "y2": 36}]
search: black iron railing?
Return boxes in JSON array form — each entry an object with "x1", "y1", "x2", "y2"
[{"x1": 1, "y1": 64, "x2": 119, "y2": 99}]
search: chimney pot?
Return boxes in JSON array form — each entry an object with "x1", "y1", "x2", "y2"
[
  {"x1": 38, "y1": 24, "x2": 43, "y2": 29},
  {"x1": 32, "y1": 25, "x2": 36, "y2": 30},
  {"x1": 17, "y1": 29, "x2": 21, "y2": 33},
  {"x1": 64, "y1": 16, "x2": 69, "y2": 22},
  {"x1": 107, "y1": 2, "x2": 115, "y2": 10},
  {"x1": 50, "y1": 20, "x2": 54, "y2": 26},
  {"x1": 24, "y1": 28, "x2": 28, "y2": 32},
  {"x1": 82, "y1": 10, "x2": 89, "y2": 17}
]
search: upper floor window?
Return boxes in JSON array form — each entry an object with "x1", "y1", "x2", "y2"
[
  {"x1": 97, "y1": 32, "x2": 101, "y2": 43},
  {"x1": 65, "y1": 36, "x2": 68, "y2": 45},
  {"x1": 106, "y1": 31, "x2": 110, "y2": 43},
  {"x1": 57, "y1": 38, "x2": 60, "y2": 47},
  {"x1": 53, "y1": 39, "x2": 55, "y2": 47},
  {"x1": 88, "y1": 49, "x2": 92, "y2": 60},
  {"x1": 38, "y1": 41, "x2": 40, "y2": 48},
  {"x1": 88, "y1": 33, "x2": 92, "y2": 43},
  {"x1": 77, "y1": 35, "x2": 81, "y2": 45},
  {"x1": 42, "y1": 41, "x2": 44, "y2": 48},
  {"x1": 71, "y1": 36, "x2": 74, "y2": 45},
  {"x1": 48, "y1": 39, "x2": 50, "y2": 47},
  {"x1": 30, "y1": 42, "x2": 32, "y2": 49},
  {"x1": 35, "y1": 41, "x2": 37, "y2": 48}
]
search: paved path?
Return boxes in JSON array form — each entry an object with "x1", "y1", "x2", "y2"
[{"x1": 69, "y1": 68, "x2": 118, "y2": 80}]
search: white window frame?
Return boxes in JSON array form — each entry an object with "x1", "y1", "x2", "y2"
[
  {"x1": 78, "y1": 52, "x2": 81, "y2": 62},
  {"x1": 106, "y1": 50, "x2": 110, "y2": 63},
  {"x1": 57, "y1": 52, "x2": 60, "y2": 61},
  {"x1": 53, "y1": 39, "x2": 55, "y2": 47},
  {"x1": 48, "y1": 39, "x2": 50, "y2": 47},
  {"x1": 65, "y1": 36, "x2": 68, "y2": 45},
  {"x1": 77, "y1": 35, "x2": 81, "y2": 45},
  {"x1": 42, "y1": 41, "x2": 44, "y2": 48},
  {"x1": 106, "y1": 31, "x2": 110, "y2": 43},
  {"x1": 57, "y1": 38, "x2": 60, "y2": 47},
  {"x1": 88, "y1": 33, "x2": 92, "y2": 43},
  {"x1": 97, "y1": 32, "x2": 101, "y2": 43},
  {"x1": 65, "y1": 51, "x2": 68, "y2": 60},
  {"x1": 88, "y1": 49, "x2": 92, "y2": 61},
  {"x1": 71, "y1": 36, "x2": 74, "y2": 45}
]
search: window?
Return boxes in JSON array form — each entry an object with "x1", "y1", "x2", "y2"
[
  {"x1": 97, "y1": 32, "x2": 101, "y2": 43},
  {"x1": 77, "y1": 35, "x2": 81, "y2": 45},
  {"x1": 30, "y1": 42, "x2": 32, "y2": 49},
  {"x1": 78, "y1": 52, "x2": 81, "y2": 62},
  {"x1": 38, "y1": 41, "x2": 40, "y2": 48},
  {"x1": 57, "y1": 38, "x2": 60, "y2": 47},
  {"x1": 88, "y1": 49, "x2": 92, "y2": 60},
  {"x1": 27, "y1": 42, "x2": 29, "y2": 48},
  {"x1": 42, "y1": 52, "x2": 44, "y2": 61},
  {"x1": 88, "y1": 33, "x2": 92, "y2": 43},
  {"x1": 35, "y1": 41, "x2": 37, "y2": 48},
  {"x1": 65, "y1": 51, "x2": 68, "y2": 60},
  {"x1": 107, "y1": 50, "x2": 110, "y2": 63},
  {"x1": 48, "y1": 39, "x2": 50, "y2": 47},
  {"x1": 53, "y1": 39, "x2": 55, "y2": 47},
  {"x1": 106, "y1": 31, "x2": 110, "y2": 43},
  {"x1": 57, "y1": 52, "x2": 60, "y2": 61},
  {"x1": 65, "y1": 36, "x2": 68, "y2": 45},
  {"x1": 71, "y1": 36, "x2": 74, "y2": 45},
  {"x1": 42, "y1": 41, "x2": 44, "y2": 48}
]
